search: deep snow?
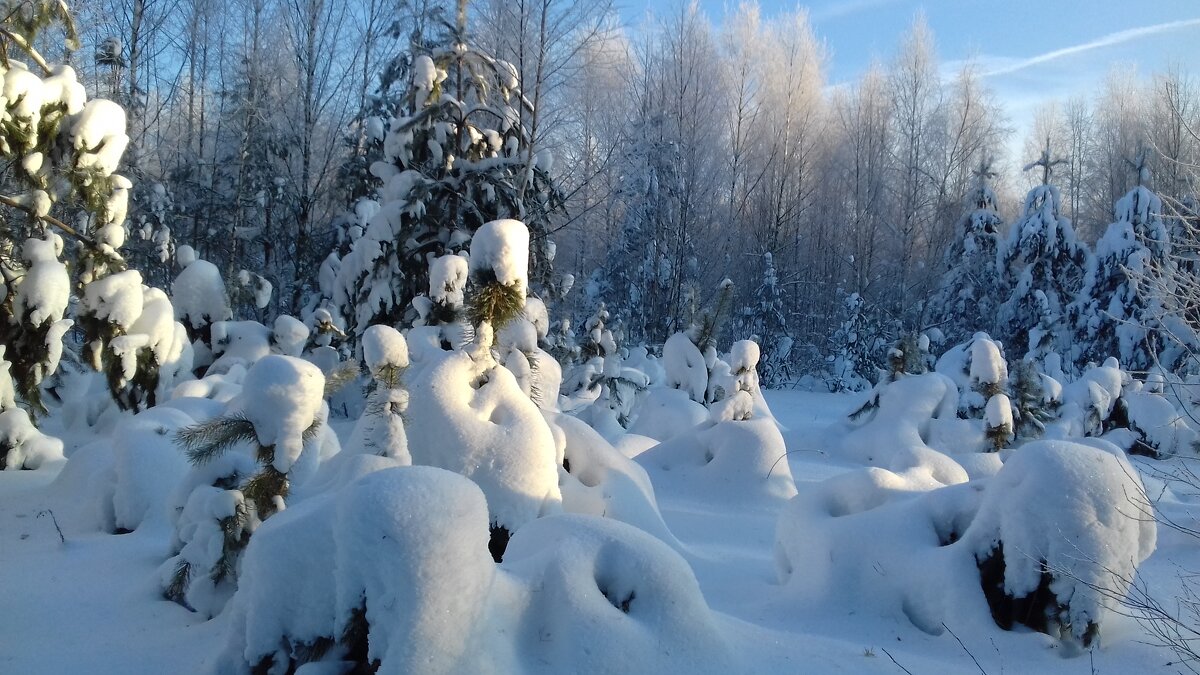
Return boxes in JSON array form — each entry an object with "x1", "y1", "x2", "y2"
[{"x1": 0, "y1": 390, "x2": 1189, "y2": 674}]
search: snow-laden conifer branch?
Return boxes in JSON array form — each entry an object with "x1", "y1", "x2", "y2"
[
  {"x1": 0, "y1": 193, "x2": 96, "y2": 248},
  {"x1": 176, "y1": 415, "x2": 257, "y2": 465}
]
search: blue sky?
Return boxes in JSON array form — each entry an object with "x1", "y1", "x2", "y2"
[{"x1": 624, "y1": 0, "x2": 1200, "y2": 163}]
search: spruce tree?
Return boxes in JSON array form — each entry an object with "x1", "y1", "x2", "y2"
[
  {"x1": 1070, "y1": 156, "x2": 1174, "y2": 372},
  {"x1": 996, "y1": 140, "x2": 1089, "y2": 362},
  {"x1": 927, "y1": 158, "x2": 1005, "y2": 345},
  {"x1": 0, "y1": 2, "x2": 186, "y2": 415},
  {"x1": 327, "y1": 0, "x2": 565, "y2": 340},
  {"x1": 742, "y1": 252, "x2": 791, "y2": 387}
]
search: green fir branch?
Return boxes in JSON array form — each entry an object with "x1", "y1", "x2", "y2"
[{"x1": 176, "y1": 415, "x2": 257, "y2": 465}]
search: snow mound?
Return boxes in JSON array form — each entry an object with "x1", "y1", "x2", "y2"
[
  {"x1": 774, "y1": 467, "x2": 989, "y2": 635},
  {"x1": 111, "y1": 406, "x2": 197, "y2": 531},
  {"x1": 500, "y1": 514, "x2": 739, "y2": 674},
  {"x1": 833, "y1": 373, "x2": 969, "y2": 487},
  {"x1": 469, "y1": 219, "x2": 529, "y2": 295},
  {"x1": 627, "y1": 387, "x2": 707, "y2": 442},
  {"x1": 663, "y1": 332, "x2": 708, "y2": 403},
  {"x1": 1118, "y1": 390, "x2": 1198, "y2": 457},
  {"x1": 173, "y1": 258, "x2": 231, "y2": 332},
  {"x1": 549, "y1": 411, "x2": 682, "y2": 550},
  {"x1": 361, "y1": 324, "x2": 408, "y2": 372},
  {"x1": 637, "y1": 409, "x2": 797, "y2": 507},
  {"x1": 0, "y1": 407, "x2": 64, "y2": 470},
  {"x1": 237, "y1": 355, "x2": 325, "y2": 474},
  {"x1": 967, "y1": 439, "x2": 1156, "y2": 646},
  {"x1": 404, "y1": 346, "x2": 561, "y2": 543}
]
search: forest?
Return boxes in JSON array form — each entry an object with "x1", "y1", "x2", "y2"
[
  {"x1": 13, "y1": 0, "x2": 1199, "y2": 386},
  {"x1": 3, "y1": 0, "x2": 1200, "y2": 673}
]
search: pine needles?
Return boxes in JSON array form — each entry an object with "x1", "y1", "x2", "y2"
[
  {"x1": 164, "y1": 560, "x2": 191, "y2": 604},
  {"x1": 176, "y1": 415, "x2": 258, "y2": 465},
  {"x1": 688, "y1": 280, "x2": 734, "y2": 352},
  {"x1": 468, "y1": 281, "x2": 525, "y2": 328},
  {"x1": 324, "y1": 360, "x2": 363, "y2": 397}
]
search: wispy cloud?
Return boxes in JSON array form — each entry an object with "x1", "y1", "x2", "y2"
[
  {"x1": 810, "y1": 0, "x2": 907, "y2": 22},
  {"x1": 977, "y1": 18, "x2": 1200, "y2": 77}
]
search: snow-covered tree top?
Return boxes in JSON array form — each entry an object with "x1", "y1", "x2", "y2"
[{"x1": 470, "y1": 219, "x2": 530, "y2": 295}]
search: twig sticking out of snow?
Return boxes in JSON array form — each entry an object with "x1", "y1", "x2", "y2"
[
  {"x1": 941, "y1": 622, "x2": 988, "y2": 675},
  {"x1": 881, "y1": 648, "x2": 915, "y2": 675},
  {"x1": 37, "y1": 509, "x2": 64, "y2": 544}
]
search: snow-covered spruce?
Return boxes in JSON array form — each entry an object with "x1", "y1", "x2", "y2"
[
  {"x1": 215, "y1": 467, "x2": 735, "y2": 674},
  {"x1": 78, "y1": 270, "x2": 193, "y2": 411},
  {"x1": 323, "y1": 37, "x2": 564, "y2": 339},
  {"x1": 968, "y1": 440, "x2": 1156, "y2": 646},
  {"x1": 927, "y1": 159, "x2": 1007, "y2": 346},
  {"x1": 1069, "y1": 180, "x2": 1174, "y2": 372},
  {"x1": 775, "y1": 439, "x2": 1156, "y2": 648},
  {"x1": 344, "y1": 325, "x2": 410, "y2": 461},
  {"x1": 0, "y1": 233, "x2": 72, "y2": 414},
  {"x1": 163, "y1": 355, "x2": 331, "y2": 613},
  {"x1": 996, "y1": 168, "x2": 1088, "y2": 363}
]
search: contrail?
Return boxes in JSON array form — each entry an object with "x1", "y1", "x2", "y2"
[{"x1": 982, "y1": 17, "x2": 1200, "y2": 77}]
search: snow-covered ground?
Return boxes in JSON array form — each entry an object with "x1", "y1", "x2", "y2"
[{"x1": 0, "y1": 389, "x2": 1188, "y2": 674}]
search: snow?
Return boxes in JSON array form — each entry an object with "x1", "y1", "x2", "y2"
[
  {"x1": 271, "y1": 315, "x2": 309, "y2": 357},
  {"x1": 82, "y1": 269, "x2": 144, "y2": 328},
  {"x1": 0, "y1": 386, "x2": 1184, "y2": 674},
  {"x1": 469, "y1": 218, "x2": 530, "y2": 294},
  {"x1": 637, "y1": 403, "x2": 798, "y2": 507},
  {"x1": 173, "y1": 257, "x2": 231, "y2": 330},
  {"x1": 14, "y1": 233, "x2": 69, "y2": 327},
  {"x1": 237, "y1": 355, "x2": 326, "y2": 474},
  {"x1": 663, "y1": 332, "x2": 708, "y2": 403},
  {"x1": 428, "y1": 252, "x2": 468, "y2": 306},
  {"x1": 71, "y1": 99, "x2": 129, "y2": 176},
  {"x1": 832, "y1": 373, "x2": 968, "y2": 486},
  {"x1": 985, "y1": 393, "x2": 1013, "y2": 431},
  {"x1": 361, "y1": 324, "x2": 408, "y2": 372},
  {"x1": 404, "y1": 344, "x2": 561, "y2": 534},
  {"x1": 0, "y1": 407, "x2": 64, "y2": 470}
]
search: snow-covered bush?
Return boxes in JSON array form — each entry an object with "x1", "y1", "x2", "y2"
[
  {"x1": 344, "y1": 325, "x2": 410, "y2": 461},
  {"x1": 968, "y1": 440, "x2": 1156, "y2": 646},
  {"x1": 834, "y1": 372, "x2": 976, "y2": 484},
  {"x1": 375, "y1": 218, "x2": 562, "y2": 562},
  {"x1": 163, "y1": 355, "x2": 332, "y2": 613},
  {"x1": 775, "y1": 439, "x2": 1156, "y2": 648},
  {"x1": 637, "y1": 392, "x2": 797, "y2": 507},
  {"x1": 405, "y1": 326, "x2": 561, "y2": 561},
  {"x1": 215, "y1": 467, "x2": 735, "y2": 674},
  {"x1": 562, "y1": 302, "x2": 649, "y2": 437},
  {"x1": 0, "y1": 406, "x2": 64, "y2": 469},
  {"x1": 173, "y1": 245, "x2": 232, "y2": 371},
  {"x1": 626, "y1": 386, "x2": 708, "y2": 442}
]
